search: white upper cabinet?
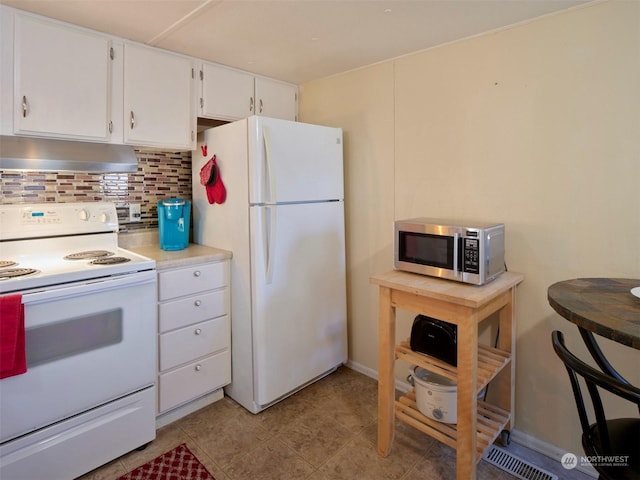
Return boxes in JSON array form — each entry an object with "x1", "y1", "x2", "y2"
[
  {"x1": 12, "y1": 13, "x2": 113, "y2": 141},
  {"x1": 198, "y1": 62, "x2": 298, "y2": 122},
  {"x1": 1, "y1": 6, "x2": 298, "y2": 148},
  {"x1": 123, "y1": 43, "x2": 195, "y2": 150},
  {"x1": 200, "y1": 63, "x2": 254, "y2": 121},
  {"x1": 254, "y1": 77, "x2": 298, "y2": 121}
]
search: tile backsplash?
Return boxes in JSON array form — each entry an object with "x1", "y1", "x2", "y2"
[{"x1": 0, "y1": 149, "x2": 192, "y2": 231}]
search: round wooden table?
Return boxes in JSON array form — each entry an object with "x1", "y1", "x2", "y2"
[{"x1": 548, "y1": 278, "x2": 640, "y2": 382}]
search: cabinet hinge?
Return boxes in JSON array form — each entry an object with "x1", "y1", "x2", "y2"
[
  {"x1": 191, "y1": 68, "x2": 195, "y2": 79},
  {"x1": 200, "y1": 98, "x2": 203, "y2": 108},
  {"x1": 108, "y1": 121, "x2": 113, "y2": 133},
  {"x1": 200, "y1": 70, "x2": 203, "y2": 81},
  {"x1": 109, "y1": 47, "x2": 114, "y2": 60},
  {"x1": 295, "y1": 92, "x2": 298, "y2": 101}
]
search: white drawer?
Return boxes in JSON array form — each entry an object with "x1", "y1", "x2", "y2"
[
  {"x1": 159, "y1": 316, "x2": 230, "y2": 371},
  {"x1": 158, "y1": 349, "x2": 231, "y2": 413},
  {"x1": 158, "y1": 261, "x2": 228, "y2": 301},
  {"x1": 158, "y1": 289, "x2": 228, "y2": 333}
]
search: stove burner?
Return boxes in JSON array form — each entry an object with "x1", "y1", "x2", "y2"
[
  {"x1": 64, "y1": 250, "x2": 115, "y2": 261},
  {"x1": 90, "y1": 256, "x2": 131, "y2": 266},
  {"x1": 64, "y1": 250, "x2": 113, "y2": 260},
  {"x1": 0, "y1": 268, "x2": 40, "y2": 280},
  {"x1": 0, "y1": 261, "x2": 18, "y2": 268}
]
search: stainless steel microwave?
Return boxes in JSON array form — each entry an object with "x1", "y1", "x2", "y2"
[{"x1": 394, "y1": 218, "x2": 505, "y2": 285}]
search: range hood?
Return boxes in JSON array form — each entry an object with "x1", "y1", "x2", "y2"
[{"x1": 0, "y1": 136, "x2": 139, "y2": 172}]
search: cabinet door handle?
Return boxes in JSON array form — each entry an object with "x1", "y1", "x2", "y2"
[
  {"x1": 130, "y1": 111, "x2": 135, "y2": 129},
  {"x1": 259, "y1": 98, "x2": 263, "y2": 114},
  {"x1": 249, "y1": 97, "x2": 254, "y2": 112},
  {"x1": 194, "y1": 300, "x2": 202, "y2": 307},
  {"x1": 194, "y1": 328, "x2": 202, "y2": 335},
  {"x1": 22, "y1": 96, "x2": 28, "y2": 118},
  {"x1": 193, "y1": 270, "x2": 201, "y2": 277},
  {"x1": 195, "y1": 364, "x2": 202, "y2": 371}
]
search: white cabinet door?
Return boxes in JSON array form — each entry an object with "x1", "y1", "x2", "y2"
[
  {"x1": 254, "y1": 77, "x2": 298, "y2": 121},
  {"x1": 200, "y1": 63, "x2": 254, "y2": 121},
  {"x1": 1, "y1": 7, "x2": 15, "y2": 135},
  {"x1": 123, "y1": 43, "x2": 195, "y2": 150},
  {"x1": 199, "y1": 63, "x2": 298, "y2": 122},
  {"x1": 13, "y1": 14, "x2": 111, "y2": 141}
]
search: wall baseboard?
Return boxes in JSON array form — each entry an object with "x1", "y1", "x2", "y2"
[
  {"x1": 156, "y1": 388, "x2": 224, "y2": 429},
  {"x1": 345, "y1": 360, "x2": 598, "y2": 478},
  {"x1": 510, "y1": 429, "x2": 598, "y2": 478},
  {"x1": 345, "y1": 359, "x2": 412, "y2": 392}
]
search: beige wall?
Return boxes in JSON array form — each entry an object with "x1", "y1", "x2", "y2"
[{"x1": 300, "y1": 0, "x2": 639, "y2": 460}]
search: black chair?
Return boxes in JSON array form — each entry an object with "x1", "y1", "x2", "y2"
[{"x1": 551, "y1": 330, "x2": 640, "y2": 480}]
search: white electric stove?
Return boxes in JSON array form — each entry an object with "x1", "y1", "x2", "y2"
[{"x1": 0, "y1": 202, "x2": 157, "y2": 480}]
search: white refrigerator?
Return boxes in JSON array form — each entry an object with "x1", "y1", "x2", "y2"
[{"x1": 192, "y1": 116, "x2": 347, "y2": 413}]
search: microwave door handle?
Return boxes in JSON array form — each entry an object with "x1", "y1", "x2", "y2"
[{"x1": 453, "y1": 233, "x2": 460, "y2": 276}]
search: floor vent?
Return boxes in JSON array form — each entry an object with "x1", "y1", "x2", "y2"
[{"x1": 484, "y1": 445, "x2": 559, "y2": 480}]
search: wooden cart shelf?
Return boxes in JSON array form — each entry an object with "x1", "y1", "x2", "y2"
[
  {"x1": 371, "y1": 270, "x2": 524, "y2": 480},
  {"x1": 396, "y1": 340, "x2": 512, "y2": 393},
  {"x1": 395, "y1": 340, "x2": 512, "y2": 462},
  {"x1": 396, "y1": 391, "x2": 511, "y2": 462}
]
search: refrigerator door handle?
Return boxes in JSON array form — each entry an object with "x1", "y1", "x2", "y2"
[
  {"x1": 262, "y1": 125, "x2": 276, "y2": 204},
  {"x1": 262, "y1": 205, "x2": 277, "y2": 284}
]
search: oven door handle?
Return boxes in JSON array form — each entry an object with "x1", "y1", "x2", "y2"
[{"x1": 19, "y1": 270, "x2": 157, "y2": 305}]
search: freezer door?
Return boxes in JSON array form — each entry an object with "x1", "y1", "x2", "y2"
[
  {"x1": 248, "y1": 116, "x2": 343, "y2": 204},
  {"x1": 250, "y1": 201, "x2": 347, "y2": 406}
]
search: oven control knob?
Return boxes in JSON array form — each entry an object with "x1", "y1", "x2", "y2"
[
  {"x1": 99, "y1": 212, "x2": 110, "y2": 223},
  {"x1": 78, "y1": 209, "x2": 90, "y2": 221}
]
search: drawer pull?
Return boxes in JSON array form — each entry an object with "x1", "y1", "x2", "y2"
[
  {"x1": 194, "y1": 300, "x2": 202, "y2": 307},
  {"x1": 194, "y1": 328, "x2": 202, "y2": 335},
  {"x1": 193, "y1": 270, "x2": 201, "y2": 277},
  {"x1": 195, "y1": 364, "x2": 202, "y2": 371}
]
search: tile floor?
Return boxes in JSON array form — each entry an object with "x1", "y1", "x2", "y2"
[{"x1": 79, "y1": 367, "x2": 593, "y2": 480}]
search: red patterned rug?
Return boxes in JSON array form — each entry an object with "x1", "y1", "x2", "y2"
[{"x1": 118, "y1": 443, "x2": 215, "y2": 480}]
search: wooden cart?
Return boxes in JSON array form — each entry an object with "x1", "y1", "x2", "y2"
[{"x1": 371, "y1": 270, "x2": 524, "y2": 480}]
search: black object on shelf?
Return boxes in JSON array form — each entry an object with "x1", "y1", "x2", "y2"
[{"x1": 410, "y1": 314, "x2": 457, "y2": 366}]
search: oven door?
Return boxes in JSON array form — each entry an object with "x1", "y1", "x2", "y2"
[{"x1": 0, "y1": 270, "x2": 157, "y2": 443}]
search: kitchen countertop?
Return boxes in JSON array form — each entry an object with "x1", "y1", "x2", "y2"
[{"x1": 119, "y1": 230, "x2": 232, "y2": 270}]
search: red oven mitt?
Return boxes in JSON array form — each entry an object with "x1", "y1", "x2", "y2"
[
  {"x1": 200, "y1": 155, "x2": 217, "y2": 186},
  {"x1": 199, "y1": 155, "x2": 226, "y2": 205}
]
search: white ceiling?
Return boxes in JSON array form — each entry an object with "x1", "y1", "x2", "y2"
[{"x1": 1, "y1": 0, "x2": 592, "y2": 84}]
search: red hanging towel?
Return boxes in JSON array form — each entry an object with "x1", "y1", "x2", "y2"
[{"x1": 0, "y1": 294, "x2": 26, "y2": 379}]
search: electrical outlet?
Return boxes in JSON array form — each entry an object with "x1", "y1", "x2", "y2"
[{"x1": 129, "y1": 203, "x2": 141, "y2": 222}]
